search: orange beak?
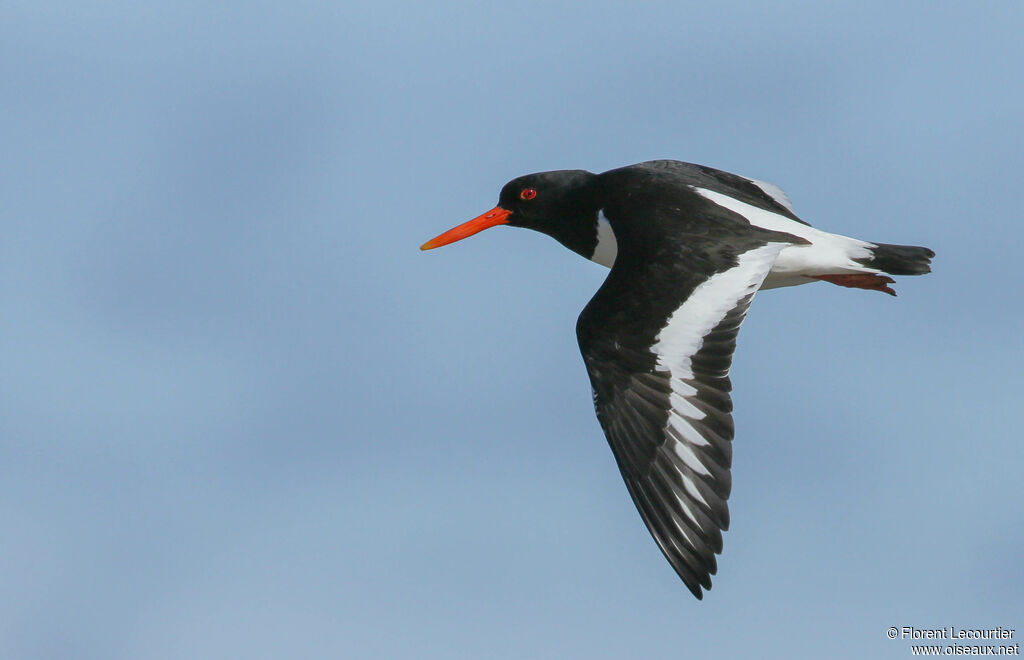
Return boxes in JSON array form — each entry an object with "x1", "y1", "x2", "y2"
[{"x1": 420, "y1": 207, "x2": 512, "y2": 250}]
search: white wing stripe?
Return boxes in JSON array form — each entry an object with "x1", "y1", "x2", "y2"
[
  {"x1": 692, "y1": 187, "x2": 881, "y2": 282},
  {"x1": 673, "y1": 442, "x2": 712, "y2": 477},
  {"x1": 673, "y1": 493, "x2": 704, "y2": 532},
  {"x1": 651, "y1": 242, "x2": 785, "y2": 381},
  {"x1": 668, "y1": 378, "x2": 698, "y2": 398},
  {"x1": 668, "y1": 510, "x2": 700, "y2": 546},
  {"x1": 747, "y1": 177, "x2": 795, "y2": 213},
  {"x1": 668, "y1": 392, "x2": 706, "y2": 421},
  {"x1": 682, "y1": 473, "x2": 712, "y2": 509},
  {"x1": 668, "y1": 412, "x2": 710, "y2": 448},
  {"x1": 591, "y1": 210, "x2": 618, "y2": 268},
  {"x1": 692, "y1": 188, "x2": 822, "y2": 243},
  {"x1": 652, "y1": 243, "x2": 785, "y2": 524}
]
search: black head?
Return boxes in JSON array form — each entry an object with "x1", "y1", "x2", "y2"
[{"x1": 421, "y1": 169, "x2": 602, "y2": 258}]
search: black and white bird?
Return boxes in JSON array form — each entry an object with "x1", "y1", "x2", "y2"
[{"x1": 420, "y1": 160, "x2": 933, "y2": 599}]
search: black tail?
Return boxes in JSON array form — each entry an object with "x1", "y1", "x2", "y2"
[{"x1": 856, "y1": 243, "x2": 935, "y2": 276}]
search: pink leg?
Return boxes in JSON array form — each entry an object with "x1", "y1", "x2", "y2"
[{"x1": 813, "y1": 273, "x2": 897, "y2": 296}]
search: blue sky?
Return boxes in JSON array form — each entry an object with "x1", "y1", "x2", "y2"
[{"x1": 2, "y1": 2, "x2": 1022, "y2": 658}]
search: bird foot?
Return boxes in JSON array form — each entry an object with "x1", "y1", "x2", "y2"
[{"x1": 813, "y1": 273, "x2": 897, "y2": 296}]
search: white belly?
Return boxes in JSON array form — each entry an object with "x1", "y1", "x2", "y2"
[{"x1": 760, "y1": 236, "x2": 880, "y2": 289}]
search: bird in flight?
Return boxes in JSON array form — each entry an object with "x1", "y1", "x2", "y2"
[{"x1": 420, "y1": 160, "x2": 933, "y2": 599}]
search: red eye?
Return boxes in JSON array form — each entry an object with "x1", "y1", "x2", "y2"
[{"x1": 520, "y1": 188, "x2": 537, "y2": 200}]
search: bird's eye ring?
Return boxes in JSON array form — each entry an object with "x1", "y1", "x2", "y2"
[{"x1": 520, "y1": 188, "x2": 537, "y2": 200}]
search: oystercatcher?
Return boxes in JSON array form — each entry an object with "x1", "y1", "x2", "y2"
[{"x1": 420, "y1": 160, "x2": 933, "y2": 599}]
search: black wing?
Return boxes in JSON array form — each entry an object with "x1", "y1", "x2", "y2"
[
  {"x1": 619, "y1": 160, "x2": 809, "y2": 225},
  {"x1": 577, "y1": 240, "x2": 786, "y2": 599}
]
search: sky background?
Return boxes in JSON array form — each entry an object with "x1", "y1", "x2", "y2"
[{"x1": 3, "y1": 2, "x2": 1022, "y2": 658}]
